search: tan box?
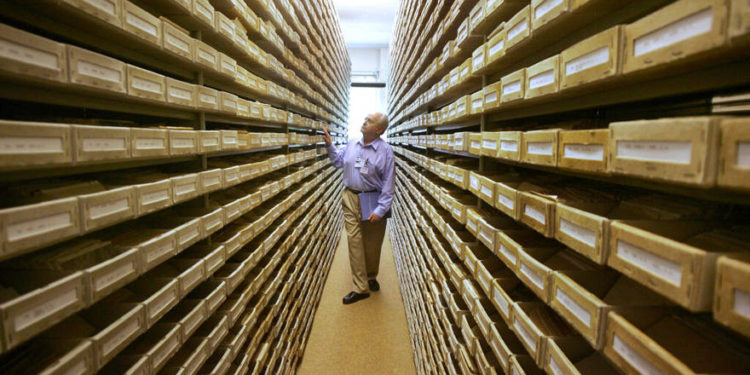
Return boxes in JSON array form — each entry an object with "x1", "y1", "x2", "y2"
[
  {"x1": 472, "y1": 44, "x2": 487, "y2": 74},
  {"x1": 219, "y1": 91, "x2": 238, "y2": 114},
  {"x1": 0, "y1": 24, "x2": 68, "y2": 83},
  {"x1": 455, "y1": 95, "x2": 471, "y2": 119},
  {"x1": 544, "y1": 336, "x2": 621, "y2": 375},
  {"x1": 505, "y1": 5, "x2": 531, "y2": 51},
  {"x1": 162, "y1": 18, "x2": 194, "y2": 61},
  {"x1": 73, "y1": 125, "x2": 131, "y2": 163},
  {"x1": 453, "y1": 132, "x2": 471, "y2": 152},
  {"x1": 729, "y1": 0, "x2": 750, "y2": 41},
  {"x1": 608, "y1": 117, "x2": 720, "y2": 186},
  {"x1": 519, "y1": 186, "x2": 557, "y2": 238},
  {"x1": 131, "y1": 127, "x2": 168, "y2": 158},
  {"x1": 560, "y1": 25, "x2": 625, "y2": 90},
  {"x1": 482, "y1": 81, "x2": 501, "y2": 112},
  {"x1": 127, "y1": 64, "x2": 166, "y2": 102},
  {"x1": 0, "y1": 120, "x2": 72, "y2": 168},
  {"x1": 135, "y1": 179, "x2": 172, "y2": 216},
  {"x1": 122, "y1": 0, "x2": 162, "y2": 46},
  {"x1": 192, "y1": 0, "x2": 216, "y2": 29},
  {"x1": 623, "y1": 0, "x2": 729, "y2": 74},
  {"x1": 488, "y1": 321, "x2": 527, "y2": 373},
  {"x1": 216, "y1": 11, "x2": 236, "y2": 41},
  {"x1": 0, "y1": 272, "x2": 87, "y2": 351},
  {"x1": 492, "y1": 179, "x2": 520, "y2": 221},
  {"x1": 61, "y1": 0, "x2": 122, "y2": 27},
  {"x1": 84, "y1": 244, "x2": 141, "y2": 303},
  {"x1": 714, "y1": 255, "x2": 750, "y2": 338},
  {"x1": 557, "y1": 129, "x2": 608, "y2": 173},
  {"x1": 718, "y1": 117, "x2": 750, "y2": 190},
  {"x1": 79, "y1": 186, "x2": 136, "y2": 232},
  {"x1": 604, "y1": 310, "x2": 750, "y2": 375},
  {"x1": 168, "y1": 129, "x2": 198, "y2": 156},
  {"x1": 525, "y1": 55, "x2": 560, "y2": 99},
  {"x1": 67, "y1": 45, "x2": 127, "y2": 93},
  {"x1": 522, "y1": 129, "x2": 559, "y2": 166},
  {"x1": 469, "y1": 132, "x2": 483, "y2": 155},
  {"x1": 91, "y1": 303, "x2": 146, "y2": 366},
  {"x1": 481, "y1": 132, "x2": 501, "y2": 157},
  {"x1": 195, "y1": 40, "x2": 220, "y2": 72},
  {"x1": 219, "y1": 53, "x2": 237, "y2": 78},
  {"x1": 200, "y1": 169, "x2": 224, "y2": 193},
  {"x1": 501, "y1": 68, "x2": 526, "y2": 103},
  {"x1": 486, "y1": 26, "x2": 507, "y2": 65},
  {"x1": 0, "y1": 197, "x2": 81, "y2": 258},
  {"x1": 198, "y1": 86, "x2": 220, "y2": 111},
  {"x1": 237, "y1": 98, "x2": 251, "y2": 118},
  {"x1": 554, "y1": 195, "x2": 619, "y2": 265},
  {"x1": 497, "y1": 131, "x2": 522, "y2": 161},
  {"x1": 166, "y1": 78, "x2": 197, "y2": 108},
  {"x1": 531, "y1": 0, "x2": 571, "y2": 32},
  {"x1": 459, "y1": 58, "x2": 473, "y2": 82}
]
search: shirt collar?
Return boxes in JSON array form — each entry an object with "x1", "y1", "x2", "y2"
[{"x1": 357, "y1": 137, "x2": 381, "y2": 151}]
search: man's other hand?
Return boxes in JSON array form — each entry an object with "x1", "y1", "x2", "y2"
[
  {"x1": 322, "y1": 125, "x2": 332, "y2": 146},
  {"x1": 368, "y1": 213, "x2": 381, "y2": 222}
]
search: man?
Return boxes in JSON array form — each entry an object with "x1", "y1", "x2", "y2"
[{"x1": 323, "y1": 112, "x2": 395, "y2": 305}]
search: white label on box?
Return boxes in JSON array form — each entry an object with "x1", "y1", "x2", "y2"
[
  {"x1": 221, "y1": 60, "x2": 235, "y2": 73},
  {"x1": 508, "y1": 20, "x2": 528, "y2": 41},
  {"x1": 478, "y1": 271, "x2": 490, "y2": 291},
  {"x1": 473, "y1": 54, "x2": 484, "y2": 68},
  {"x1": 203, "y1": 137, "x2": 219, "y2": 147},
  {"x1": 238, "y1": 102, "x2": 249, "y2": 112},
  {"x1": 6, "y1": 211, "x2": 71, "y2": 241},
  {"x1": 0, "y1": 39, "x2": 60, "y2": 70},
  {"x1": 77, "y1": 60, "x2": 122, "y2": 83},
  {"x1": 736, "y1": 142, "x2": 750, "y2": 168},
  {"x1": 153, "y1": 335, "x2": 179, "y2": 368},
  {"x1": 480, "y1": 229, "x2": 494, "y2": 246},
  {"x1": 102, "y1": 318, "x2": 139, "y2": 358},
  {"x1": 198, "y1": 49, "x2": 215, "y2": 64},
  {"x1": 183, "y1": 267, "x2": 202, "y2": 290},
  {"x1": 470, "y1": 175, "x2": 480, "y2": 190},
  {"x1": 556, "y1": 287, "x2": 592, "y2": 327},
  {"x1": 95, "y1": 262, "x2": 134, "y2": 291},
  {"x1": 549, "y1": 356, "x2": 565, "y2": 375},
  {"x1": 524, "y1": 205, "x2": 546, "y2": 225},
  {"x1": 616, "y1": 240, "x2": 682, "y2": 286},
  {"x1": 89, "y1": 197, "x2": 129, "y2": 220},
  {"x1": 166, "y1": 33, "x2": 189, "y2": 54},
  {"x1": 472, "y1": 99, "x2": 483, "y2": 109},
  {"x1": 132, "y1": 76, "x2": 162, "y2": 94},
  {"x1": 634, "y1": 8, "x2": 713, "y2": 57},
  {"x1": 468, "y1": 218, "x2": 478, "y2": 232},
  {"x1": 528, "y1": 141, "x2": 553, "y2": 155},
  {"x1": 200, "y1": 93, "x2": 217, "y2": 105},
  {"x1": 733, "y1": 288, "x2": 750, "y2": 318},
  {"x1": 564, "y1": 143, "x2": 604, "y2": 161},
  {"x1": 466, "y1": 257, "x2": 477, "y2": 274},
  {"x1": 82, "y1": 137, "x2": 126, "y2": 152},
  {"x1": 499, "y1": 243, "x2": 517, "y2": 265},
  {"x1": 0, "y1": 136, "x2": 63, "y2": 154},
  {"x1": 169, "y1": 86, "x2": 192, "y2": 101},
  {"x1": 471, "y1": 141, "x2": 481, "y2": 150},
  {"x1": 126, "y1": 12, "x2": 158, "y2": 37},
  {"x1": 146, "y1": 241, "x2": 172, "y2": 263},
  {"x1": 498, "y1": 193, "x2": 515, "y2": 210},
  {"x1": 175, "y1": 181, "x2": 196, "y2": 196},
  {"x1": 560, "y1": 218, "x2": 597, "y2": 247},
  {"x1": 566, "y1": 46, "x2": 610, "y2": 76},
  {"x1": 135, "y1": 137, "x2": 165, "y2": 150},
  {"x1": 503, "y1": 80, "x2": 521, "y2": 95},
  {"x1": 172, "y1": 137, "x2": 194, "y2": 149},
  {"x1": 520, "y1": 263, "x2": 545, "y2": 290},
  {"x1": 83, "y1": 0, "x2": 115, "y2": 14},
  {"x1": 483, "y1": 140, "x2": 498, "y2": 150},
  {"x1": 617, "y1": 140, "x2": 692, "y2": 163},
  {"x1": 14, "y1": 289, "x2": 77, "y2": 331},
  {"x1": 220, "y1": 21, "x2": 234, "y2": 36},
  {"x1": 149, "y1": 288, "x2": 175, "y2": 319},
  {"x1": 142, "y1": 189, "x2": 168, "y2": 205},
  {"x1": 461, "y1": 67, "x2": 469, "y2": 77},
  {"x1": 514, "y1": 319, "x2": 537, "y2": 352},
  {"x1": 453, "y1": 207, "x2": 462, "y2": 217},
  {"x1": 529, "y1": 69, "x2": 555, "y2": 89},
  {"x1": 535, "y1": 0, "x2": 564, "y2": 20},
  {"x1": 222, "y1": 98, "x2": 237, "y2": 109},
  {"x1": 613, "y1": 334, "x2": 665, "y2": 375},
  {"x1": 489, "y1": 39, "x2": 505, "y2": 56},
  {"x1": 195, "y1": 3, "x2": 213, "y2": 21},
  {"x1": 485, "y1": 92, "x2": 498, "y2": 103},
  {"x1": 501, "y1": 140, "x2": 519, "y2": 152},
  {"x1": 481, "y1": 185, "x2": 493, "y2": 198}
]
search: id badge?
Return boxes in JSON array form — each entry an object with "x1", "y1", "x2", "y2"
[
  {"x1": 354, "y1": 157, "x2": 365, "y2": 168},
  {"x1": 360, "y1": 166, "x2": 369, "y2": 175}
]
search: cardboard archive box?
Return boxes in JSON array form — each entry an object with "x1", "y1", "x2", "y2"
[
  {"x1": 501, "y1": 68, "x2": 526, "y2": 103},
  {"x1": 560, "y1": 25, "x2": 625, "y2": 90},
  {"x1": 67, "y1": 45, "x2": 127, "y2": 94},
  {"x1": 0, "y1": 120, "x2": 73, "y2": 169},
  {"x1": 718, "y1": 117, "x2": 750, "y2": 190},
  {"x1": 505, "y1": 5, "x2": 532, "y2": 52},
  {"x1": 121, "y1": 1, "x2": 162, "y2": 46},
  {"x1": 525, "y1": 55, "x2": 560, "y2": 99},
  {"x1": 714, "y1": 255, "x2": 750, "y2": 338},
  {"x1": 0, "y1": 24, "x2": 68, "y2": 83},
  {"x1": 557, "y1": 129, "x2": 608, "y2": 173}
]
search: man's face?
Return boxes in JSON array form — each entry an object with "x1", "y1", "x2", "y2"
[{"x1": 361, "y1": 114, "x2": 382, "y2": 137}]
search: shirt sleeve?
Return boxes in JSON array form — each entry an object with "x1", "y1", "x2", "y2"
[
  {"x1": 373, "y1": 147, "x2": 395, "y2": 218},
  {"x1": 327, "y1": 143, "x2": 345, "y2": 168}
]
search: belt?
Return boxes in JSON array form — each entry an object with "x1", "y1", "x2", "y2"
[{"x1": 345, "y1": 186, "x2": 377, "y2": 194}]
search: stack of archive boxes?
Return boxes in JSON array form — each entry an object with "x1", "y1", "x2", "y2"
[
  {"x1": 388, "y1": 0, "x2": 750, "y2": 374},
  {"x1": 0, "y1": 0, "x2": 349, "y2": 374}
]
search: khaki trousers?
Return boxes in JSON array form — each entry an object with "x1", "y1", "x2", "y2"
[{"x1": 342, "y1": 189, "x2": 387, "y2": 294}]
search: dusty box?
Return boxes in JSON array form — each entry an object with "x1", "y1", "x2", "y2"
[
  {"x1": 73, "y1": 124, "x2": 131, "y2": 163},
  {"x1": 622, "y1": 0, "x2": 729, "y2": 74},
  {"x1": 560, "y1": 25, "x2": 625, "y2": 90},
  {"x1": 714, "y1": 255, "x2": 750, "y2": 338},
  {"x1": 453, "y1": 132, "x2": 471, "y2": 152},
  {"x1": 161, "y1": 18, "x2": 194, "y2": 61},
  {"x1": 236, "y1": 98, "x2": 251, "y2": 118},
  {"x1": 604, "y1": 310, "x2": 750, "y2": 375},
  {"x1": 531, "y1": 0, "x2": 571, "y2": 32},
  {"x1": 501, "y1": 68, "x2": 526, "y2": 103},
  {"x1": 61, "y1": 0, "x2": 123, "y2": 27},
  {"x1": 486, "y1": 25, "x2": 507, "y2": 66},
  {"x1": 557, "y1": 129, "x2": 608, "y2": 173},
  {"x1": 126, "y1": 64, "x2": 166, "y2": 102},
  {"x1": 134, "y1": 179, "x2": 172, "y2": 216},
  {"x1": 170, "y1": 173, "x2": 201, "y2": 204},
  {"x1": 481, "y1": 132, "x2": 501, "y2": 157},
  {"x1": 218, "y1": 53, "x2": 237, "y2": 78},
  {"x1": 544, "y1": 336, "x2": 622, "y2": 375},
  {"x1": 67, "y1": 45, "x2": 127, "y2": 93},
  {"x1": 729, "y1": 0, "x2": 750, "y2": 41},
  {"x1": 522, "y1": 129, "x2": 559, "y2": 166},
  {"x1": 0, "y1": 120, "x2": 73, "y2": 168},
  {"x1": 489, "y1": 322, "x2": 528, "y2": 373},
  {"x1": 470, "y1": 90, "x2": 484, "y2": 115},
  {"x1": 193, "y1": 0, "x2": 216, "y2": 29},
  {"x1": 168, "y1": 129, "x2": 198, "y2": 156},
  {"x1": 198, "y1": 86, "x2": 220, "y2": 111},
  {"x1": 469, "y1": 132, "x2": 483, "y2": 155},
  {"x1": 195, "y1": 40, "x2": 220, "y2": 72},
  {"x1": 608, "y1": 117, "x2": 720, "y2": 186},
  {"x1": 505, "y1": 5, "x2": 531, "y2": 52},
  {"x1": 122, "y1": 1, "x2": 162, "y2": 46},
  {"x1": 459, "y1": 58, "x2": 473, "y2": 82},
  {"x1": 0, "y1": 24, "x2": 68, "y2": 83},
  {"x1": 131, "y1": 127, "x2": 168, "y2": 159},
  {"x1": 472, "y1": 44, "x2": 487, "y2": 73},
  {"x1": 219, "y1": 91, "x2": 238, "y2": 114},
  {"x1": 79, "y1": 186, "x2": 136, "y2": 232},
  {"x1": 718, "y1": 117, "x2": 750, "y2": 190},
  {"x1": 215, "y1": 11, "x2": 236, "y2": 41},
  {"x1": 554, "y1": 192, "x2": 620, "y2": 265},
  {"x1": 525, "y1": 55, "x2": 560, "y2": 99},
  {"x1": 166, "y1": 78, "x2": 197, "y2": 108},
  {"x1": 0, "y1": 197, "x2": 81, "y2": 258},
  {"x1": 90, "y1": 303, "x2": 146, "y2": 367},
  {"x1": 200, "y1": 169, "x2": 224, "y2": 193},
  {"x1": 482, "y1": 81, "x2": 502, "y2": 112},
  {"x1": 511, "y1": 302, "x2": 576, "y2": 366},
  {"x1": 495, "y1": 131, "x2": 521, "y2": 162}
]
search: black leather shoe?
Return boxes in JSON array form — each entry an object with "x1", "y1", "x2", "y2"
[
  {"x1": 342, "y1": 291, "x2": 370, "y2": 304},
  {"x1": 368, "y1": 279, "x2": 380, "y2": 292}
]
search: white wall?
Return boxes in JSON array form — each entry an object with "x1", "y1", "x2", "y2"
[{"x1": 349, "y1": 47, "x2": 390, "y2": 82}]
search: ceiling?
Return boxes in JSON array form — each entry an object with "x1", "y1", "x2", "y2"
[{"x1": 332, "y1": 0, "x2": 399, "y2": 48}]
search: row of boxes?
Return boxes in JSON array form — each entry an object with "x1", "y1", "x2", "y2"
[
  {"x1": 396, "y1": 162, "x2": 750, "y2": 375},
  {"x1": 394, "y1": 116, "x2": 750, "y2": 190}
]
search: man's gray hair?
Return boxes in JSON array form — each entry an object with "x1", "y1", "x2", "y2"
[{"x1": 376, "y1": 113, "x2": 389, "y2": 131}]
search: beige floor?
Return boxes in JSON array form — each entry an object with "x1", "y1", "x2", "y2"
[{"x1": 296, "y1": 227, "x2": 417, "y2": 375}]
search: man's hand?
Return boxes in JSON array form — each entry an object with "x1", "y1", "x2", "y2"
[
  {"x1": 368, "y1": 213, "x2": 381, "y2": 222},
  {"x1": 322, "y1": 125, "x2": 332, "y2": 146}
]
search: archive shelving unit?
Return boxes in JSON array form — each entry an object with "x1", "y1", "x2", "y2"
[
  {"x1": 387, "y1": 1, "x2": 750, "y2": 375},
  {"x1": 0, "y1": 0, "x2": 349, "y2": 374}
]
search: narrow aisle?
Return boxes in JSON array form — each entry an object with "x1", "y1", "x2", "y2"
[{"x1": 297, "y1": 226, "x2": 417, "y2": 375}]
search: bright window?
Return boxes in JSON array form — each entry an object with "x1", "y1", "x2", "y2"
[{"x1": 348, "y1": 86, "x2": 387, "y2": 140}]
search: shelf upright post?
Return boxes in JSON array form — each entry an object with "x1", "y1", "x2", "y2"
[{"x1": 478, "y1": 72, "x2": 488, "y2": 209}]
